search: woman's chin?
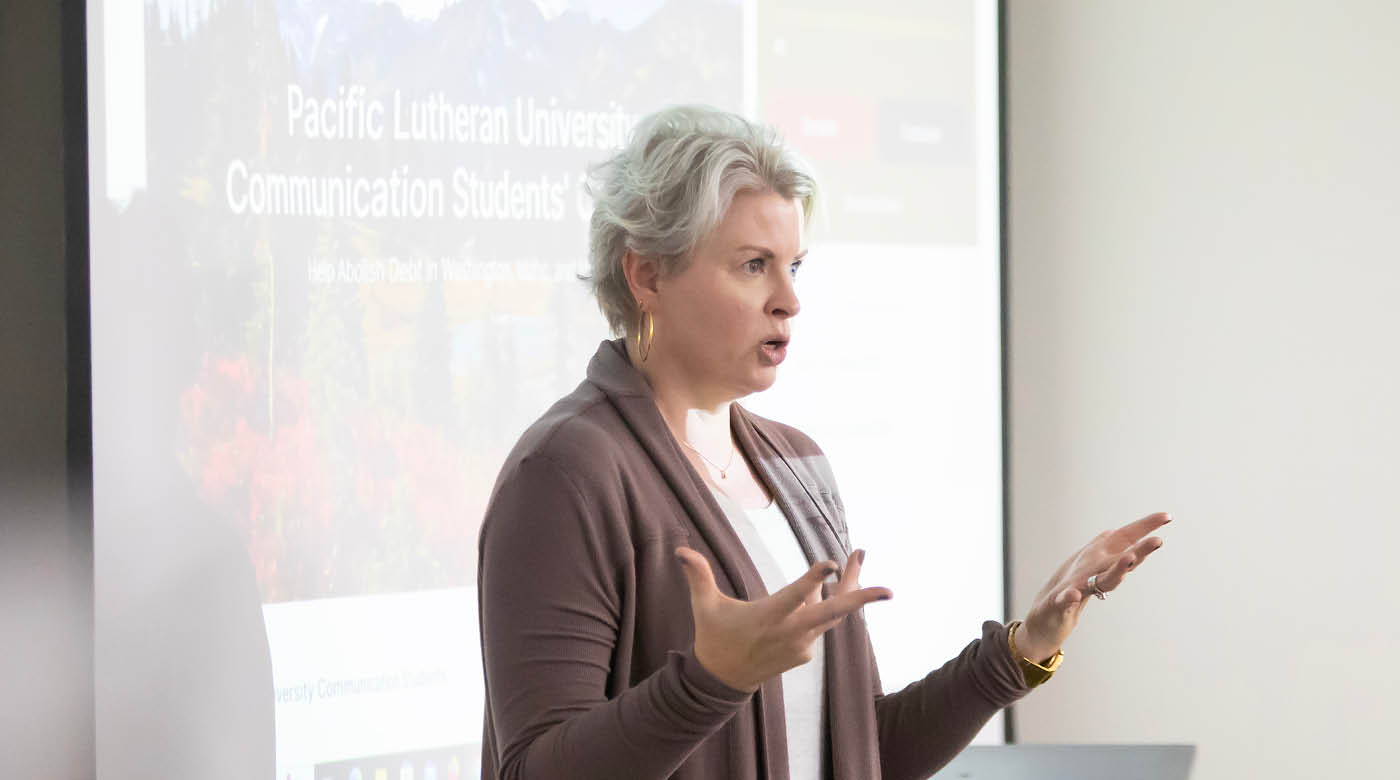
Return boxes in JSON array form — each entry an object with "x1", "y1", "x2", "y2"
[{"x1": 747, "y1": 367, "x2": 779, "y2": 394}]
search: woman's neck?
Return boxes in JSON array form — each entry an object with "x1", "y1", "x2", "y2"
[{"x1": 625, "y1": 335, "x2": 735, "y2": 457}]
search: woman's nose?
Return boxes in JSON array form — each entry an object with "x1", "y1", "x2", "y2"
[{"x1": 770, "y1": 274, "x2": 800, "y2": 319}]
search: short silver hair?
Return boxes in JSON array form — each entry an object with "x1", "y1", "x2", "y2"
[{"x1": 584, "y1": 105, "x2": 819, "y2": 335}]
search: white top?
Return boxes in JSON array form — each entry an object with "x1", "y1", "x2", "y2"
[{"x1": 709, "y1": 488, "x2": 826, "y2": 780}]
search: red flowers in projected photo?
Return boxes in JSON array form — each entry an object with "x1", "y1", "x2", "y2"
[{"x1": 177, "y1": 352, "x2": 474, "y2": 602}]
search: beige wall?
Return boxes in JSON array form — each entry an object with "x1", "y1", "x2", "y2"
[{"x1": 1005, "y1": 1, "x2": 1400, "y2": 778}]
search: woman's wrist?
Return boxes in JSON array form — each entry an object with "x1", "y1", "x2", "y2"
[
  {"x1": 684, "y1": 647, "x2": 757, "y2": 699},
  {"x1": 693, "y1": 644, "x2": 759, "y2": 694},
  {"x1": 1010, "y1": 619, "x2": 1058, "y2": 664},
  {"x1": 1008, "y1": 620, "x2": 1064, "y2": 689}
]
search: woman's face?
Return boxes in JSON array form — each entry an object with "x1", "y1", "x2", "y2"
[{"x1": 649, "y1": 189, "x2": 806, "y2": 404}]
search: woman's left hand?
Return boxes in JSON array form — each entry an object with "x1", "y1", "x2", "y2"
[{"x1": 1012, "y1": 512, "x2": 1171, "y2": 663}]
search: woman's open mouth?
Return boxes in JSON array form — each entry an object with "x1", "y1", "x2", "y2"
[{"x1": 759, "y1": 337, "x2": 789, "y2": 365}]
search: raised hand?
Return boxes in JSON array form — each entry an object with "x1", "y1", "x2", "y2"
[
  {"x1": 674, "y1": 547, "x2": 891, "y2": 693},
  {"x1": 1014, "y1": 512, "x2": 1171, "y2": 662}
]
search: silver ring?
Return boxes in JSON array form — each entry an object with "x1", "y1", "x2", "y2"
[{"x1": 1087, "y1": 574, "x2": 1108, "y2": 600}]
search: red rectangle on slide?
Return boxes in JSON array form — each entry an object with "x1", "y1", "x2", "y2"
[{"x1": 763, "y1": 94, "x2": 876, "y2": 163}]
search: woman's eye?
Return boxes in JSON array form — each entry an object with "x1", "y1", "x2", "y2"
[
  {"x1": 744, "y1": 258, "x2": 765, "y2": 273},
  {"x1": 789, "y1": 260, "x2": 803, "y2": 277}
]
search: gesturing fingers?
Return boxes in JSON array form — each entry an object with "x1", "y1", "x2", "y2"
[
  {"x1": 1124, "y1": 535, "x2": 1164, "y2": 571},
  {"x1": 830, "y1": 549, "x2": 866, "y2": 597},
  {"x1": 770, "y1": 559, "x2": 842, "y2": 615},
  {"x1": 1105, "y1": 512, "x2": 1171, "y2": 551},
  {"x1": 795, "y1": 584, "x2": 892, "y2": 634},
  {"x1": 1090, "y1": 553, "x2": 1137, "y2": 596},
  {"x1": 1086, "y1": 535, "x2": 1165, "y2": 595},
  {"x1": 678, "y1": 547, "x2": 895, "y2": 692}
]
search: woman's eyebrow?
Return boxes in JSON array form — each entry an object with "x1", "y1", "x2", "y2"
[{"x1": 734, "y1": 244, "x2": 809, "y2": 261}]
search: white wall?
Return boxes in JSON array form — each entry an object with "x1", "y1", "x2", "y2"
[{"x1": 1005, "y1": 2, "x2": 1400, "y2": 778}]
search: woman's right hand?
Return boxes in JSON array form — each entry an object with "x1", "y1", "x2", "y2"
[{"x1": 674, "y1": 547, "x2": 893, "y2": 693}]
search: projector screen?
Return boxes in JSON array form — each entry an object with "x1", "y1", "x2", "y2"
[{"x1": 88, "y1": 1, "x2": 1004, "y2": 777}]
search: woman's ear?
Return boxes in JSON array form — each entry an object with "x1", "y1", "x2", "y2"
[{"x1": 622, "y1": 249, "x2": 661, "y2": 312}]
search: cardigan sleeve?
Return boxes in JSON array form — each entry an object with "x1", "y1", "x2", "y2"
[
  {"x1": 870, "y1": 620, "x2": 1031, "y2": 780},
  {"x1": 478, "y1": 454, "x2": 751, "y2": 780}
]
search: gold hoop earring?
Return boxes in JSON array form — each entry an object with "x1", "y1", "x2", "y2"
[{"x1": 636, "y1": 310, "x2": 655, "y2": 363}]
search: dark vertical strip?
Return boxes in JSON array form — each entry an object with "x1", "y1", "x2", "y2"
[
  {"x1": 997, "y1": 0, "x2": 1016, "y2": 745},
  {"x1": 62, "y1": 0, "x2": 95, "y2": 773}
]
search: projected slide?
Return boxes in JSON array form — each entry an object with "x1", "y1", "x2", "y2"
[{"x1": 89, "y1": 1, "x2": 1003, "y2": 777}]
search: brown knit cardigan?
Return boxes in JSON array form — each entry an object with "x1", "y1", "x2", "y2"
[{"x1": 477, "y1": 339, "x2": 1030, "y2": 779}]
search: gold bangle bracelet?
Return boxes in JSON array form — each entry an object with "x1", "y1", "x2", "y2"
[{"x1": 1008, "y1": 620, "x2": 1064, "y2": 688}]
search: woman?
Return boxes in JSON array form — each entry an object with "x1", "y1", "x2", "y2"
[{"x1": 476, "y1": 105, "x2": 1168, "y2": 780}]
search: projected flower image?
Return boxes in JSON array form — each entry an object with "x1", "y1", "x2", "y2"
[{"x1": 147, "y1": 0, "x2": 742, "y2": 603}]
